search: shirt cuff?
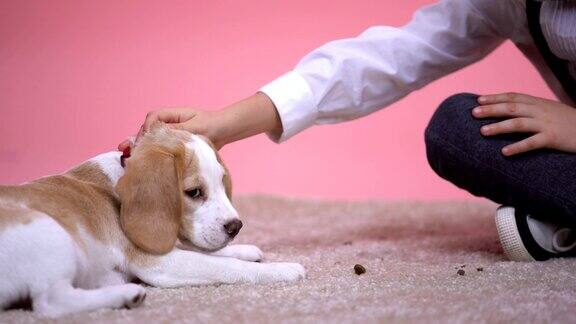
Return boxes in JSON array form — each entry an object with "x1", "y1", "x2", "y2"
[{"x1": 259, "y1": 71, "x2": 317, "y2": 143}]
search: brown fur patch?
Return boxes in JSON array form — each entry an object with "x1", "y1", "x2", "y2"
[
  {"x1": 67, "y1": 162, "x2": 113, "y2": 188},
  {"x1": 0, "y1": 164, "x2": 122, "y2": 247},
  {"x1": 117, "y1": 124, "x2": 187, "y2": 255}
]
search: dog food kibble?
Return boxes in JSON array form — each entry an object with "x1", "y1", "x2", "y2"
[
  {"x1": 354, "y1": 264, "x2": 366, "y2": 275},
  {"x1": 477, "y1": 267, "x2": 484, "y2": 272},
  {"x1": 457, "y1": 269, "x2": 465, "y2": 276}
]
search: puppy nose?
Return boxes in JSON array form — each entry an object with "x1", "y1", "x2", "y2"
[{"x1": 223, "y1": 219, "x2": 243, "y2": 238}]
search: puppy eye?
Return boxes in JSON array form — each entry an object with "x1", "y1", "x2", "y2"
[{"x1": 185, "y1": 188, "x2": 203, "y2": 199}]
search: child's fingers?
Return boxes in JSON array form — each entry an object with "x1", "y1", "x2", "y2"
[
  {"x1": 472, "y1": 103, "x2": 534, "y2": 119},
  {"x1": 501, "y1": 133, "x2": 546, "y2": 156},
  {"x1": 480, "y1": 118, "x2": 539, "y2": 136},
  {"x1": 165, "y1": 123, "x2": 188, "y2": 131},
  {"x1": 143, "y1": 108, "x2": 198, "y2": 131},
  {"x1": 478, "y1": 92, "x2": 536, "y2": 105},
  {"x1": 143, "y1": 109, "x2": 177, "y2": 130}
]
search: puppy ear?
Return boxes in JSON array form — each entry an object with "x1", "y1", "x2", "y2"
[{"x1": 116, "y1": 144, "x2": 184, "y2": 254}]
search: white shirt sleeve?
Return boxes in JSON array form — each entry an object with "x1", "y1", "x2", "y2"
[{"x1": 260, "y1": 0, "x2": 508, "y2": 143}]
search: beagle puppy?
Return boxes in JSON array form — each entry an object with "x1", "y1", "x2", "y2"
[{"x1": 0, "y1": 124, "x2": 305, "y2": 317}]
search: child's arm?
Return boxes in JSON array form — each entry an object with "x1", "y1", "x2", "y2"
[{"x1": 123, "y1": 0, "x2": 518, "y2": 149}]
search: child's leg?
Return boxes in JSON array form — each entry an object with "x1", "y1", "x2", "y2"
[{"x1": 424, "y1": 93, "x2": 576, "y2": 226}]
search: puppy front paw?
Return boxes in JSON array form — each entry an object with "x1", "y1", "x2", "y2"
[
  {"x1": 259, "y1": 262, "x2": 306, "y2": 283},
  {"x1": 214, "y1": 244, "x2": 264, "y2": 262},
  {"x1": 233, "y1": 244, "x2": 264, "y2": 262}
]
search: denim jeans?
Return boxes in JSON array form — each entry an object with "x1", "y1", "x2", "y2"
[{"x1": 425, "y1": 93, "x2": 576, "y2": 226}]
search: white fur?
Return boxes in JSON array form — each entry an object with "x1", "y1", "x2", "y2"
[
  {"x1": 184, "y1": 135, "x2": 239, "y2": 250},
  {"x1": 210, "y1": 244, "x2": 264, "y2": 262},
  {"x1": 0, "y1": 141, "x2": 305, "y2": 317},
  {"x1": 0, "y1": 216, "x2": 146, "y2": 317},
  {"x1": 130, "y1": 248, "x2": 304, "y2": 288},
  {"x1": 90, "y1": 151, "x2": 125, "y2": 187}
]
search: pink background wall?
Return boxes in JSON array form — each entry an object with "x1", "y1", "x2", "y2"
[{"x1": 0, "y1": 0, "x2": 555, "y2": 201}]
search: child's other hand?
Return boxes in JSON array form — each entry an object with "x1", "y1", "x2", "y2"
[{"x1": 473, "y1": 93, "x2": 576, "y2": 156}]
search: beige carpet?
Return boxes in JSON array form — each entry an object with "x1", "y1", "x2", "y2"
[{"x1": 2, "y1": 195, "x2": 576, "y2": 323}]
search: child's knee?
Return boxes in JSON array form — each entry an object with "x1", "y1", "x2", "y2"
[
  {"x1": 426, "y1": 92, "x2": 478, "y2": 135},
  {"x1": 424, "y1": 93, "x2": 481, "y2": 179},
  {"x1": 425, "y1": 93, "x2": 480, "y2": 150}
]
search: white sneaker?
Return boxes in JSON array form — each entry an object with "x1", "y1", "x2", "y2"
[{"x1": 495, "y1": 206, "x2": 576, "y2": 261}]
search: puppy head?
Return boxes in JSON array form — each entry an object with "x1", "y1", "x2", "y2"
[{"x1": 116, "y1": 123, "x2": 239, "y2": 254}]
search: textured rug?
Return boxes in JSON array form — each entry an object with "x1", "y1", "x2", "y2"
[{"x1": 2, "y1": 195, "x2": 576, "y2": 323}]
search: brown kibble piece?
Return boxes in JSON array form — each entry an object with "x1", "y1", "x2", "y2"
[
  {"x1": 457, "y1": 269, "x2": 465, "y2": 276},
  {"x1": 354, "y1": 264, "x2": 366, "y2": 275},
  {"x1": 477, "y1": 267, "x2": 484, "y2": 272}
]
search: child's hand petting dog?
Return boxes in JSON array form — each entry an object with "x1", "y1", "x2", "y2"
[
  {"x1": 473, "y1": 93, "x2": 576, "y2": 156},
  {"x1": 119, "y1": 92, "x2": 282, "y2": 152},
  {"x1": 119, "y1": 108, "x2": 222, "y2": 150}
]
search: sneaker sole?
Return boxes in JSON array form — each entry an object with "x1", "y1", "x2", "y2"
[{"x1": 495, "y1": 206, "x2": 535, "y2": 262}]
